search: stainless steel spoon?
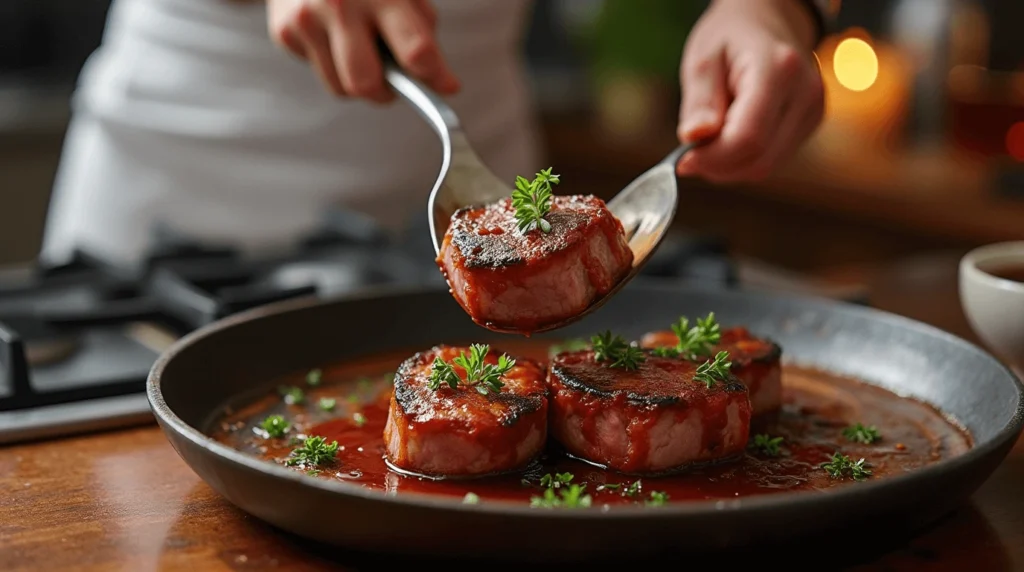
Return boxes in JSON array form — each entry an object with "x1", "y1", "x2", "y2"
[{"x1": 382, "y1": 58, "x2": 697, "y2": 333}]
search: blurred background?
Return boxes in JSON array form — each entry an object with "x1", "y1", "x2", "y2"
[{"x1": 4, "y1": 0, "x2": 1024, "y2": 277}]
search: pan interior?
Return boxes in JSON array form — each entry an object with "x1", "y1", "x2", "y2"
[{"x1": 156, "y1": 281, "x2": 1019, "y2": 448}]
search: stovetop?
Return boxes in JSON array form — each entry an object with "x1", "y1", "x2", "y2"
[{"x1": 1, "y1": 212, "x2": 851, "y2": 446}]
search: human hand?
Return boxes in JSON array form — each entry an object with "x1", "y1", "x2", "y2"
[
  {"x1": 267, "y1": 0, "x2": 460, "y2": 103},
  {"x1": 677, "y1": 0, "x2": 825, "y2": 182}
]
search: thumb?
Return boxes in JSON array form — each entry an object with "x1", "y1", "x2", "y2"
[{"x1": 678, "y1": 49, "x2": 728, "y2": 146}]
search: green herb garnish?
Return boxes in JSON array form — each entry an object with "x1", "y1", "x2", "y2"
[
  {"x1": 306, "y1": 469, "x2": 320, "y2": 477},
  {"x1": 646, "y1": 491, "x2": 670, "y2": 506},
  {"x1": 353, "y1": 412, "x2": 367, "y2": 427},
  {"x1": 548, "y1": 338, "x2": 589, "y2": 356},
  {"x1": 539, "y1": 472, "x2": 574, "y2": 489},
  {"x1": 512, "y1": 167, "x2": 560, "y2": 233},
  {"x1": 306, "y1": 368, "x2": 322, "y2": 386},
  {"x1": 463, "y1": 492, "x2": 480, "y2": 504},
  {"x1": 530, "y1": 484, "x2": 592, "y2": 509},
  {"x1": 652, "y1": 312, "x2": 722, "y2": 359},
  {"x1": 750, "y1": 433, "x2": 783, "y2": 457},
  {"x1": 821, "y1": 452, "x2": 872, "y2": 480},
  {"x1": 842, "y1": 423, "x2": 881, "y2": 444},
  {"x1": 259, "y1": 414, "x2": 289, "y2": 438},
  {"x1": 591, "y1": 331, "x2": 645, "y2": 370},
  {"x1": 318, "y1": 397, "x2": 336, "y2": 411},
  {"x1": 622, "y1": 480, "x2": 642, "y2": 497},
  {"x1": 693, "y1": 351, "x2": 732, "y2": 388},
  {"x1": 279, "y1": 385, "x2": 305, "y2": 405},
  {"x1": 285, "y1": 436, "x2": 339, "y2": 467},
  {"x1": 427, "y1": 344, "x2": 515, "y2": 395},
  {"x1": 596, "y1": 483, "x2": 621, "y2": 491}
]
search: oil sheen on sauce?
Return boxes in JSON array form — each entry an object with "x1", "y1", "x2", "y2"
[{"x1": 210, "y1": 341, "x2": 972, "y2": 507}]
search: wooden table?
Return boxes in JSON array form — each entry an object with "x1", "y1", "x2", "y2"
[{"x1": 2, "y1": 254, "x2": 1023, "y2": 571}]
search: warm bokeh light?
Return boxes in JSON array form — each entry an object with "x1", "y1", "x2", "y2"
[
  {"x1": 833, "y1": 38, "x2": 879, "y2": 92},
  {"x1": 1006, "y1": 122, "x2": 1024, "y2": 161}
]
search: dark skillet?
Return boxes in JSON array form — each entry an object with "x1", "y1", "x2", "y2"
[{"x1": 147, "y1": 279, "x2": 1023, "y2": 560}]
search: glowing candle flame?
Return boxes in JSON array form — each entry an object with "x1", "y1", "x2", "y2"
[{"x1": 833, "y1": 38, "x2": 879, "y2": 92}]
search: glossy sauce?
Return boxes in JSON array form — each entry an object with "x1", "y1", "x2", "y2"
[{"x1": 210, "y1": 341, "x2": 972, "y2": 507}]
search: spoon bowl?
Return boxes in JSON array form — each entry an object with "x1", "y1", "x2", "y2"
[{"x1": 383, "y1": 63, "x2": 692, "y2": 333}]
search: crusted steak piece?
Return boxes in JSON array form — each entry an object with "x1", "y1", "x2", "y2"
[
  {"x1": 547, "y1": 350, "x2": 751, "y2": 474},
  {"x1": 640, "y1": 326, "x2": 782, "y2": 419},
  {"x1": 436, "y1": 195, "x2": 633, "y2": 333},
  {"x1": 384, "y1": 345, "x2": 548, "y2": 477}
]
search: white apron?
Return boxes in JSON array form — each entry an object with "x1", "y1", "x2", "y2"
[{"x1": 39, "y1": 0, "x2": 539, "y2": 266}]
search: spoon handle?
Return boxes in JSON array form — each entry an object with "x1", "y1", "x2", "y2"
[
  {"x1": 662, "y1": 140, "x2": 703, "y2": 168},
  {"x1": 377, "y1": 39, "x2": 462, "y2": 138}
]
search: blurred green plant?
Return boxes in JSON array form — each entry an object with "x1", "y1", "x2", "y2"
[{"x1": 582, "y1": 0, "x2": 708, "y2": 82}]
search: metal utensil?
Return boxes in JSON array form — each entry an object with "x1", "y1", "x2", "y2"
[{"x1": 382, "y1": 57, "x2": 697, "y2": 332}]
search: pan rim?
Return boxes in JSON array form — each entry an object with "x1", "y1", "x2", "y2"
[{"x1": 147, "y1": 281, "x2": 1024, "y2": 520}]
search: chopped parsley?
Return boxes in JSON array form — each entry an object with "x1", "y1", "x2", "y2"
[
  {"x1": 463, "y1": 492, "x2": 480, "y2": 504},
  {"x1": 529, "y1": 472, "x2": 592, "y2": 509},
  {"x1": 279, "y1": 385, "x2": 305, "y2": 405},
  {"x1": 539, "y1": 472, "x2": 573, "y2": 488},
  {"x1": 821, "y1": 452, "x2": 872, "y2": 480},
  {"x1": 842, "y1": 423, "x2": 881, "y2": 444},
  {"x1": 259, "y1": 414, "x2": 289, "y2": 438},
  {"x1": 622, "y1": 479, "x2": 643, "y2": 497},
  {"x1": 428, "y1": 344, "x2": 515, "y2": 395},
  {"x1": 306, "y1": 469, "x2": 320, "y2": 477},
  {"x1": 285, "y1": 436, "x2": 339, "y2": 467},
  {"x1": 750, "y1": 433, "x2": 783, "y2": 457},
  {"x1": 693, "y1": 351, "x2": 732, "y2": 388},
  {"x1": 530, "y1": 484, "x2": 592, "y2": 509},
  {"x1": 645, "y1": 491, "x2": 670, "y2": 506},
  {"x1": 306, "y1": 368, "x2": 322, "y2": 386},
  {"x1": 318, "y1": 397, "x2": 336, "y2": 411},
  {"x1": 352, "y1": 412, "x2": 367, "y2": 427},
  {"x1": 591, "y1": 331, "x2": 645, "y2": 370}
]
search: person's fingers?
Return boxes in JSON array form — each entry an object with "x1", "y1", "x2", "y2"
[
  {"x1": 682, "y1": 46, "x2": 803, "y2": 182},
  {"x1": 278, "y1": 26, "x2": 308, "y2": 58},
  {"x1": 292, "y1": 4, "x2": 346, "y2": 96},
  {"x1": 413, "y1": 0, "x2": 438, "y2": 30},
  {"x1": 268, "y1": 1, "x2": 308, "y2": 58},
  {"x1": 678, "y1": 47, "x2": 728, "y2": 147},
  {"x1": 376, "y1": 0, "x2": 460, "y2": 94},
  {"x1": 740, "y1": 70, "x2": 825, "y2": 179},
  {"x1": 321, "y1": 1, "x2": 392, "y2": 103}
]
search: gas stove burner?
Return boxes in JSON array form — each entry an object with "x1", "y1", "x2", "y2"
[
  {"x1": 23, "y1": 335, "x2": 82, "y2": 367},
  {"x1": 262, "y1": 250, "x2": 428, "y2": 296},
  {"x1": 264, "y1": 260, "x2": 368, "y2": 294},
  {"x1": 0, "y1": 315, "x2": 82, "y2": 367}
]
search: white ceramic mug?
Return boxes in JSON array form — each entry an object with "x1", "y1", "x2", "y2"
[{"x1": 960, "y1": 241, "x2": 1024, "y2": 376}]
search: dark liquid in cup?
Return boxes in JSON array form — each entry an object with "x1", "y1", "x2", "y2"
[{"x1": 985, "y1": 264, "x2": 1024, "y2": 284}]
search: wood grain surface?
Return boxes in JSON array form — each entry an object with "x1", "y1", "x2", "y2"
[{"x1": 2, "y1": 253, "x2": 1022, "y2": 571}]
